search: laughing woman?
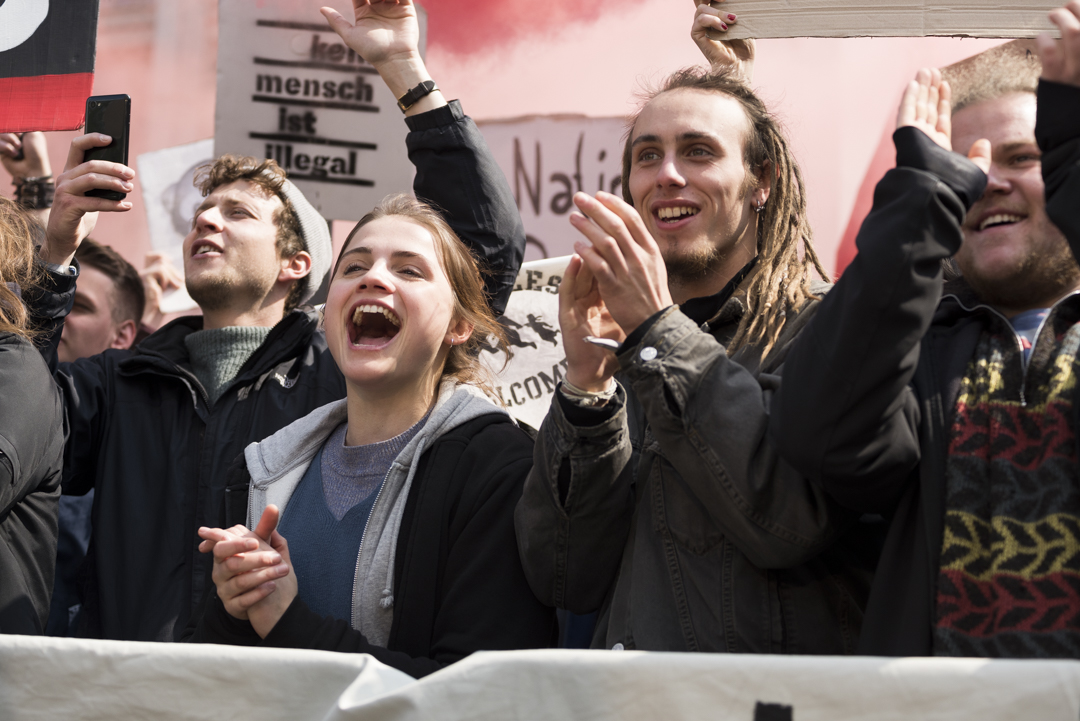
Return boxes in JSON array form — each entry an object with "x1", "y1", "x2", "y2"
[{"x1": 193, "y1": 195, "x2": 555, "y2": 677}]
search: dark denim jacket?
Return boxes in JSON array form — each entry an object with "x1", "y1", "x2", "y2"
[{"x1": 516, "y1": 288, "x2": 879, "y2": 654}]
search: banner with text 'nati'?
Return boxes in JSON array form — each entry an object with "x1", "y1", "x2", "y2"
[
  {"x1": 215, "y1": 1, "x2": 426, "y2": 221},
  {"x1": 718, "y1": 0, "x2": 1057, "y2": 39},
  {"x1": 478, "y1": 116, "x2": 626, "y2": 262}
]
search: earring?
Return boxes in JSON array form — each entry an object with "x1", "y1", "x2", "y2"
[
  {"x1": 755, "y1": 200, "x2": 765, "y2": 214},
  {"x1": 449, "y1": 338, "x2": 456, "y2": 346}
]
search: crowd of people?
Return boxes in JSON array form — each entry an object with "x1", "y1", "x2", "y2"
[{"x1": 1, "y1": 0, "x2": 1079, "y2": 680}]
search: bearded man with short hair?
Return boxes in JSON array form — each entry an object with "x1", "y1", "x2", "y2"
[{"x1": 770, "y1": 4, "x2": 1080, "y2": 657}]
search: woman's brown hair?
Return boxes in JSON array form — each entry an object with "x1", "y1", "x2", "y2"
[
  {"x1": 0, "y1": 197, "x2": 46, "y2": 341},
  {"x1": 336, "y1": 193, "x2": 510, "y2": 395}
]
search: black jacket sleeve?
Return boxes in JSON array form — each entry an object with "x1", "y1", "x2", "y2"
[
  {"x1": 769, "y1": 128, "x2": 986, "y2": 513},
  {"x1": 21, "y1": 262, "x2": 77, "y2": 372},
  {"x1": 20, "y1": 263, "x2": 114, "y2": 496},
  {"x1": 406, "y1": 101, "x2": 526, "y2": 316},
  {"x1": 1037, "y1": 80, "x2": 1080, "y2": 254},
  {"x1": 0, "y1": 336, "x2": 64, "y2": 633},
  {"x1": 194, "y1": 591, "x2": 446, "y2": 678}
]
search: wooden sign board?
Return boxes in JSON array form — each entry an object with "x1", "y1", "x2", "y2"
[
  {"x1": 718, "y1": 0, "x2": 1057, "y2": 39},
  {"x1": 215, "y1": 1, "x2": 427, "y2": 221}
]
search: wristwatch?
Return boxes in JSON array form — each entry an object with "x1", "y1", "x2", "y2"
[{"x1": 396, "y1": 80, "x2": 438, "y2": 113}]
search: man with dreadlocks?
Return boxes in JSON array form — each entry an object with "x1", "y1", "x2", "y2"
[{"x1": 514, "y1": 64, "x2": 877, "y2": 654}]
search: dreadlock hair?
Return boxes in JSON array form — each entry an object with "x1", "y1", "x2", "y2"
[
  {"x1": 620, "y1": 66, "x2": 828, "y2": 357},
  {"x1": 0, "y1": 197, "x2": 46, "y2": 342}
]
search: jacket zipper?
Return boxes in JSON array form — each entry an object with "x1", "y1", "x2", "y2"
[
  {"x1": 350, "y1": 464, "x2": 394, "y2": 631},
  {"x1": 941, "y1": 292, "x2": 1079, "y2": 407}
]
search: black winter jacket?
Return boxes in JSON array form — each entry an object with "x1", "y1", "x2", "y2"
[
  {"x1": 517, "y1": 273, "x2": 880, "y2": 655},
  {"x1": 770, "y1": 81, "x2": 1080, "y2": 655},
  {"x1": 194, "y1": 413, "x2": 557, "y2": 678},
  {"x1": 28, "y1": 101, "x2": 526, "y2": 641},
  {"x1": 0, "y1": 334, "x2": 64, "y2": 633}
]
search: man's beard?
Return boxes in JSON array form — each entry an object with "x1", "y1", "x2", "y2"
[
  {"x1": 186, "y1": 270, "x2": 269, "y2": 314},
  {"x1": 960, "y1": 229, "x2": 1080, "y2": 313},
  {"x1": 661, "y1": 240, "x2": 726, "y2": 286}
]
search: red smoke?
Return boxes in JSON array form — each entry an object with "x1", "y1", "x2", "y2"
[{"x1": 420, "y1": 0, "x2": 649, "y2": 55}]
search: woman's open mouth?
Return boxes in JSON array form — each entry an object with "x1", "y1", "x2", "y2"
[{"x1": 348, "y1": 304, "x2": 401, "y2": 348}]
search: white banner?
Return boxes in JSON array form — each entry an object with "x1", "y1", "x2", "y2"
[
  {"x1": 478, "y1": 116, "x2": 626, "y2": 261},
  {"x1": 486, "y1": 256, "x2": 572, "y2": 429},
  {"x1": 215, "y1": 1, "x2": 427, "y2": 221},
  {"x1": 718, "y1": 0, "x2": 1057, "y2": 39},
  {"x1": 5, "y1": 635, "x2": 1080, "y2": 721}
]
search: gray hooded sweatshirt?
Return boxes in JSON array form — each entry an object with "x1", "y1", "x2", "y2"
[{"x1": 242, "y1": 381, "x2": 508, "y2": 646}]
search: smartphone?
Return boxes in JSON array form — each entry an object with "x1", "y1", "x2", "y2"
[{"x1": 83, "y1": 94, "x2": 131, "y2": 201}]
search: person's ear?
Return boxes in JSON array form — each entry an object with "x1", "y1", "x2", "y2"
[
  {"x1": 110, "y1": 319, "x2": 138, "y2": 350},
  {"x1": 446, "y1": 317, "x2": 475, "y2": 347},
  {"x1": 753, "y1": 159, "x2": 773, "y2": 208},
  {"x1": 279, "y1": 250, "x2": 312, "y2": 283}
]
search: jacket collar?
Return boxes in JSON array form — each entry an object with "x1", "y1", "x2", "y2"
[
  {"x1": 681, "y1": 257, "x2": 758, "y2": 328},
  {"x1": 120, "y1": 308, "x2": 321, "y2": 379}
]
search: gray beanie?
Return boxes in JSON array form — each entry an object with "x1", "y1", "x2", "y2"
[{"x1": 278, "y1": 179, "x2": 331, "y2": 306}]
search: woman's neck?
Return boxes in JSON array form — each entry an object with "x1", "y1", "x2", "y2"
[{"x1": 344, "y1": 378, "x2": 440, "y2": 446}]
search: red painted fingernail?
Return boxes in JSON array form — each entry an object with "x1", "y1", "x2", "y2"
[
  {"x1": 720, "y1": 22, "x2": 728, "y2": 30},
  {"x1": 727, "y1": 13, "x2": 736, "y2": 20}
]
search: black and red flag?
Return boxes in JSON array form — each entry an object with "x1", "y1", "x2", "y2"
[{"x1": 0, "y1": 0, "x2": 101, "y2": 132}]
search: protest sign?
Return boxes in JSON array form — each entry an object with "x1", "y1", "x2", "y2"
[
  {"x1": 136, "y1": 138, "x2": 216, "y2": 314},
  {"x1": 0, "y1": 0, "x2": 100, "y2": 132},
  {"x1": 718, "y1": 0, "x2": 1057, "y2": 40},
  {"x1": 484, "y1": 256, "x2": 572, "y2": 429},
  {"x1": 215, "y1": 1, "x2": 427, "y2": 221},
  {"x1": 137, "y1": 138, "x2": 215, "y2": 268},
  {"x1": 477, "y1": 116, "x2": 626, "y2": 260}
]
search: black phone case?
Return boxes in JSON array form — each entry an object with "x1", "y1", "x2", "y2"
[{"x1": 84, "y1": 94, "x2": 131, "y2": 201}]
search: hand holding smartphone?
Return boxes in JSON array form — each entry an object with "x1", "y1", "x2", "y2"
[{"x1": 83, "y1": 94, "x2": 131, "y2": 201}]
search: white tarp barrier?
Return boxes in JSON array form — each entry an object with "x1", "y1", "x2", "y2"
[
  {"x1": 485, "y1": 256, "x2": 571, "y2": 429},
  {"x1": 719, "y1": 0, "x2": 1057, "y2": 39},
  {"x1": 5, "y1": 635, "x2": 1080, "y2": 721}
]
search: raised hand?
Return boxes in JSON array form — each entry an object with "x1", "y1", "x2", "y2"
[
  {"x1": 570, "y1": 191, "x2": 673, "y2": 335},
  {"x1": 559, "y1": 255, "x2": 624, "y2": 393},
  {"x1": 320, "y1": 1, "x2": 443, "y2": 114},
  {"x1": 320, "y1": 1, "x2": 419, "y2": 69},
  {"x1": 691, "y1": 2, "x2": 755, "y2": 80},
  {"x1": 0, "y1": 131, "x2": 51, "y2": 180},
  {"x1": 1038, "y1": 2, "x2": 1080, "y2": 86},
  {"x1": 896, "y1": 67, "x2": 991, "y2": 174},
  {"x1": 139, "y1": 251, "x2": 184, "y2": 331},
  {"x1": 897, "y1": 67, "x2": 953, "y2": 151},
  {"x1": 44, "y1": 134, "x2": 134, "y2": 266}
]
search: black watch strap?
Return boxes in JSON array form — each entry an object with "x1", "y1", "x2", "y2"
[{"x1": 396, "y1": 80, "x2": 438, "y2": 113}]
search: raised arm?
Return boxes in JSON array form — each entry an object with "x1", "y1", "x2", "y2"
[
  {"x1": 1, "y1": 131, "x2": 53, "y2": 226},
  {"x1": 322, "y1": 0, "x2": 525, "y2": 315},
  {"x1": 1037, "y1": 2, "x2": 1080, "y2": 252},
  {"x1": 769, "y1": 69, "x2": 989, "y2": 513},
  {"x1": 691, "y1": 1, "x2": 754, "y2": 80}
]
